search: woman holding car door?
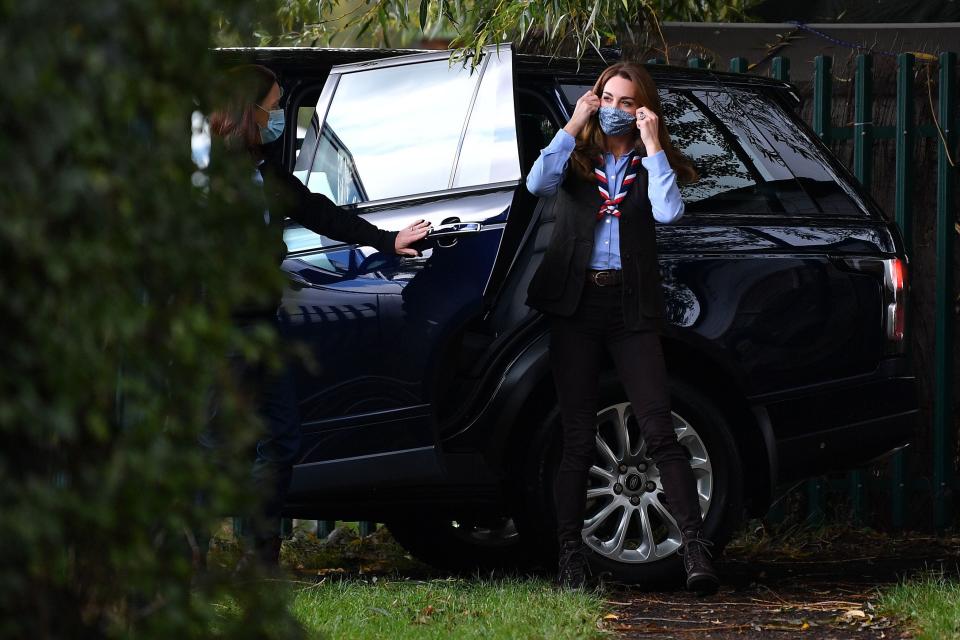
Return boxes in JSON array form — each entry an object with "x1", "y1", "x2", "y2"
[
  {"x1": 525, "y1": 62, "x2": 718, "y2": 594},
  {"x1": 205, "y1": 64, "x2": 430, "y2": 568}
]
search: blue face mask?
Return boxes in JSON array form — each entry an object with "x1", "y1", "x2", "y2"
[
  {"x1": 598, "y1": 106, "x2": 636, "y2": 136},
  {"x1": 259, "y1": 108, "x2": 285, "y2": 144}
]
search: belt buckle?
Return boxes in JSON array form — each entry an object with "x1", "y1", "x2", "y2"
[{"x1": 593, "y1": 270, "x2": 612, "y2": 286}]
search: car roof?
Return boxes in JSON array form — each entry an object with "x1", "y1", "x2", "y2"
[{"x1": 214, "y1": 47, "x2": 798, "y2": 104}]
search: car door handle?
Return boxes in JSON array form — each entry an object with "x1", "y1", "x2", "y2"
[
  {"x1": 427, "y1": 222, "x2": 482, "y2": 237},
  {"x1": 425, "y1": 222, "x2": 482, "y2": 249}
]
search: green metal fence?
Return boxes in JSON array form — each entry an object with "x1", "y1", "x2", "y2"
[{"x1": 678, "y1": 51, "x2": 957, "y2": 531}]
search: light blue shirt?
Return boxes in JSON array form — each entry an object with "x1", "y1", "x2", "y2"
[{"x1": 525, "y1": 129, "x2": 685, "y2": 269}]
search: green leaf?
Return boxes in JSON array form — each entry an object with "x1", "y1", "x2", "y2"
[{"x1": 420, "y1": 0, "x2": 430, "y2": 30}]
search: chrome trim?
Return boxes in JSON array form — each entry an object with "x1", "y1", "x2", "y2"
[{"x1": 448, "y1": 54, "x2": 491, "y2": 189}]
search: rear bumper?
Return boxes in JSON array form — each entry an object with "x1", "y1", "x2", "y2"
[{"x1": 750, "y1": 357, "x2": 919, "y2": 484}]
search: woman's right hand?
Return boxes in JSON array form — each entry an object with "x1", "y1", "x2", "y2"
[
  {"x1": 394, "y1": 219, "x2": 432, "y2": 256},
  {"x1": 563, "y1": 90, "x2": 600, "y2": 137}
]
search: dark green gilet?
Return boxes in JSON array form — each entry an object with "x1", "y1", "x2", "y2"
[{"x1": 525, "y1": 163, "x2": 667, "y2": 332}]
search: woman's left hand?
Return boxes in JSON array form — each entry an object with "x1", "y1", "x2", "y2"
[
  {"x1": 635, "y1": 107, "x2": 663, "y2": 156},
  {"x1": 395, "y1": 219, "x2": 432, "y2": 256}
]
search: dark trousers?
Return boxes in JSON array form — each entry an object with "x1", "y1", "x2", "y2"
[
  {"x1": 200, "y1": 319, "x2": 302, "y2": 548},
  {"x1": 549, "y1": 280, "x2": 703, "y2": 543},
  {"x1": 247, "y1": 359, "x2": 301, "y2": 543}
]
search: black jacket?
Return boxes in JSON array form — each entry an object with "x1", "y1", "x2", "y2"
[
  {"x1": 229, "y1": 159, "x2": 398, "y2": 319},
  {"x1": 525, "y1": 165, "x2": 667, "y2": 331},
  {"x1": 258, "y1": 160, "x2": 398, "y2": 261}
]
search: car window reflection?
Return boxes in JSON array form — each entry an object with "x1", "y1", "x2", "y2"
[{"x1": 298, "y1": 60, "x2": 480, "y2": 204}]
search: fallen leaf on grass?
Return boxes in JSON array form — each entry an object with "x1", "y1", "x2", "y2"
[
  {"x1": 603, "y1": 614, "x2": 619, "y2": 621},
  {"x1": 413, "y1": 604, "x2": 436, "y2": 625},
  {"x1": 844, "y1": 609, "x2": 867, "y2": 619}
]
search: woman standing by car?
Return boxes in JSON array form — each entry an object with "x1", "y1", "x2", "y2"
[
  {"x1": 207, "y1": 64, "x2": 430, "y2": 568},
  {"x1": 525, "y1": 62, "x2": 717, "y2": 594}
]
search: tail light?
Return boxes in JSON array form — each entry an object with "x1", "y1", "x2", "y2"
[{"x1": 883, "y1": 257, "x2": 907, "y2": 354}]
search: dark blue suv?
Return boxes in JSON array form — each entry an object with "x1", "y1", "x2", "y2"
[{"x1": 214, "y1": 44, "x2": 918, "y2": 583}]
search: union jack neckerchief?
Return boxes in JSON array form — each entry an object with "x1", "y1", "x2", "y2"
[{"x1": 594, "y1": 152, "x2": 640, "y2": 221}]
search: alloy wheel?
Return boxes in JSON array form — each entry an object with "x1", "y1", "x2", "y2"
[{"x1": 583, "y1": 402, "x2": 712, "y2": 563}]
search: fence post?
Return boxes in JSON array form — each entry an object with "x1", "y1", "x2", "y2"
[
  {"x1": 729, "y1": 57, "x2": 748, "y2": 74},
  {"x1": 771, "y1": 56, "x2": 790, "y2": 82},
  {"x1": 317, "y1": 520, "x2": 336, "y2": 538},
  {"x1": 358, "y1": 521, "x2": 375, "y2": 536},
  {"x1": 813, "y1": 56, "x2": 832, "y2": 141},
  {"x1": 854, "y1": 54, "x2": 874, "y2": 188},
  {"x1": 805, "y1": 54, "x2": 835, "y2": 522},
  {"x1": 934, "y1": 51, "x2": 956, "y2": 530},
  {"x1": 889, "y1": 52, "x2": 915, "y2": 531},
  {"x1": 806, "y1": 477, "x2": 824, "y2": 523},
  {"x1": 896, "y1": 54, "x2": 916, "y2": 250},
  {"x1": 848, "y1": 53, "x2": 875, "y2": 522}
]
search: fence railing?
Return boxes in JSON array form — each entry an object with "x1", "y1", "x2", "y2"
[{"x1": 664, "y1": 50, "x2": 956, "y2": 530}]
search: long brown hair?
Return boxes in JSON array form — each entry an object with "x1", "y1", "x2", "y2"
[
  {"x1": 209, "y1": 64, "x2": 277, "y2": 158},
  {"x1": 569, "y1": 62, "x2": 697, "y2": 184}
]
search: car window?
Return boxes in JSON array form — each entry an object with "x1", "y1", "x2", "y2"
[
  {"x1": 724, "y1": 89, "x2": 861, "y2": 215},
  {"x1": 452, "y1": 51, "x2": 521, "y2": 187},
  {"x1": 661, "y1": 91, "x2": 778, "y2": 214},
  {"x1": 558, "y1": 83, "x2": 861, "y2": 216},
  {"x1": 295, "y1": 59, "x2": 480, "y2": 205},
  {"x1": 294, "y1": 105, "x2": 318, "y2": 162}
]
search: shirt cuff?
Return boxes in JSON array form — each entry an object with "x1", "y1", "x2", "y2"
[
  {"x1": 544, "y1": 128, "x2": 576, "y2": 155},
  {"x1": 641, "y1": 150, "x2": 672, "y2": 176}
]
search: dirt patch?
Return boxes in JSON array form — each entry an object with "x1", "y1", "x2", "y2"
[{"x1": 606, "y1": 528, "x2": 960, "y2": 638}]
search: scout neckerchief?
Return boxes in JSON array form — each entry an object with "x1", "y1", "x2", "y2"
[{"x1": 594, "y1": 151, "x2": 640, "y2": 221}]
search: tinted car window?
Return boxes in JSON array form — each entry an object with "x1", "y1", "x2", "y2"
[
  {"x1": 727, "y1": 90, "x2": 861, "y2": 215},
  {"x1": 661, "y1": 91, "x2": 774, "y2": 213},
  {"x1": 687, "y1": 89, "x2": 820, "y2": 214},
  {"x1": 297, "y1": 60, "x2": 480, "y2": 204}
]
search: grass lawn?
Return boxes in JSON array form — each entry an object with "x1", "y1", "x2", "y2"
[
  {"x1": 207, "y1": 523, "x2": 611, "y2": 639},
  {"x1": 877, "y1": 571, "x2": 960, "y2": 639},
  {"x1": 288, "y1": 577, "x2": 610, "y2": 640}
]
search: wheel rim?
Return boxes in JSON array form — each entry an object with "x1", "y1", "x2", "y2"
[{"x1": 582, "y1": 402, "x2": 712, "y2": 564}]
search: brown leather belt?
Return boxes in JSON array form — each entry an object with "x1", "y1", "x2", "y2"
[{"x1": 586, "y1": 269, "x2": 623, "y2": 287}]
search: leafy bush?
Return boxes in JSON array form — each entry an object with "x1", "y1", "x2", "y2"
[{"x1": 0, "y1": 1, "x2": 302, "y2": 637}]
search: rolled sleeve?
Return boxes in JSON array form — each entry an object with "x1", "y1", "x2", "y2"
[{"x1": 642, "y1": 150, "x2": 685, "y2": 224}]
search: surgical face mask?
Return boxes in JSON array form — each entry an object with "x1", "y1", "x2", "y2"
[
  {"x1": 258, "y1": 108, "x2": 285, "y2": 144},
  {"x1": 597, "y1": 106, "x2": 636, "y2": 136}
]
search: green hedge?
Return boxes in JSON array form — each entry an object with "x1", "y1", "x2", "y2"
[{"x1": 0, "y1": 2, "x2": 302, "y2": 637}]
